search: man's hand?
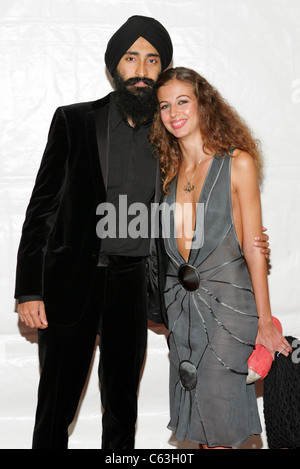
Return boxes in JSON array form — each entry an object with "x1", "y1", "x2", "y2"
[
  {"x1": 17, "y1": 300, "x2": 48, "y2": 329},
  {"x1": 254, "y1": 226, "x2": 270, "y2": 260}
]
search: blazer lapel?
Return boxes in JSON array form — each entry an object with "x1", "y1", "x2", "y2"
[
  {"x1": 86, "y1": 96, "x2": 110, "y2": 198},
  {"x1": 94, "y1": 104, "x2": 109, "y2": 191}
]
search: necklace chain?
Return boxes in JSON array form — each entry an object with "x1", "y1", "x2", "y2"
[{"x1": 182, "y1": 155, "x2": 204, "y2": 193}]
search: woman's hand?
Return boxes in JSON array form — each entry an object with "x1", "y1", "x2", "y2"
[{"x1": 255, "y1": 318, "x2": 292, "y2": 359}]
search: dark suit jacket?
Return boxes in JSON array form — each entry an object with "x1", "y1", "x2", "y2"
[{"x1": 15, "y1": 93, "x2": 167, "y2": 327}]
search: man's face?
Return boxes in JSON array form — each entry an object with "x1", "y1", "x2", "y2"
[
  {"x1": 116, "y1": 36, "x2": 161, "y2": 89},
  {"x1": 113, "y1": 36, "x2": 161, "y2": 125}
]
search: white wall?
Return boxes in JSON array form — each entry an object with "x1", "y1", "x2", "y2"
[{"x1": 0, "y1": 0, "x2": 299, "y2": 449}]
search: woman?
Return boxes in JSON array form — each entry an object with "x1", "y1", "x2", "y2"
[{"x1": 150, "y1": 67, "x2": 291, "y2": 449}]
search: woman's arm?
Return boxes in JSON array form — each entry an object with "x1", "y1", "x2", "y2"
[{"x1": 232, "y1": 151, "x2": 291, "y2": 358}]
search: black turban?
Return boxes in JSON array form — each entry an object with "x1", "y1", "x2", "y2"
[{"x1": 105, "y1": 15, "x2": 173, "y2": 76}]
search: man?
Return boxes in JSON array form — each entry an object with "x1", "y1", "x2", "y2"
[{"x1": 15, "y1": 15, "x2": 269, "y2": 449}]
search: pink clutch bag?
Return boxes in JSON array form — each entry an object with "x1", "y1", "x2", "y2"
[{"x1": 247, "y1": 317, "x2": 282, "y2": 384}]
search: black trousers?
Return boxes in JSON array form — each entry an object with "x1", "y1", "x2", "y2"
[{"x1": 32, "y1": 259, "x2": 148, "y2": 449}]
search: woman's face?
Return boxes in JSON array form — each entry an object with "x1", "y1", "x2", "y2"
[{"x1": 157, "y1": 79, "x2": 200, "y2": 140}]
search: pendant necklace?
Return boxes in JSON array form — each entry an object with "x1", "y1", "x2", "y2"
[{"x1": 182, "y1": 155, "x2": 204, "y2": 193}]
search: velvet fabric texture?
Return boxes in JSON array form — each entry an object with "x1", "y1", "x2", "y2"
[
  {"x1": 15, "y1": 96, "x2": 109, "y2": 325},
  {"x1": 15, "y1": 94, "x2": 164, "y2": 326}
]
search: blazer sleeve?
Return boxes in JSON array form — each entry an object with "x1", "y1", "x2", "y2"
[{"x1": 14, "y1": 107, "x2": 70, "y2": 299}]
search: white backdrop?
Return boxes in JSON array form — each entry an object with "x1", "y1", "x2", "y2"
[{"x1": 1, "y1": 0, "x2": 299, "y2": 450}]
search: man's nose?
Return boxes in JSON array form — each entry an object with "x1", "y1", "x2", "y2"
[{"x1": 135, "y1": 60, "x2": 147, "y2": 77}]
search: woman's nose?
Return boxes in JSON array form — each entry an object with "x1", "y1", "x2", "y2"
[{"x1": 169, "y1": 105, "x2": 178, "y2": 118}]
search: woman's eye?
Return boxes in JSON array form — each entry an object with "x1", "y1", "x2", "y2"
[{"x1": 160, "y1": 104, "x2": 169, "y2": 110}]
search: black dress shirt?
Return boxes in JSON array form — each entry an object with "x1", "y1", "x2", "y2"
[{"x1": 99, "y1": 93, "x2": 157, "y2": 257}]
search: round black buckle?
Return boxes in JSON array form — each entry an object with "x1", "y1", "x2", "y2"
[
  {"x1": 179, "y1": 360, "x2": 197, "y2": 391},
  {"x1": 178, "y1": 263, "x2": 200, "y2": 291}
]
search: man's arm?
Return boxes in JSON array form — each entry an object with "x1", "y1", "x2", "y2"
[
  {"x1": 15, "y1": 107, "x2": 70, "y2": 328},
  {"x1": 18, "y1": 295, "x2": 43, "y2": 304}
]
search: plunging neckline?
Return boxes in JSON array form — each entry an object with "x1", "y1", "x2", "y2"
[{"x1": 174, "y1": 155, "x2": 215, "y2": 264}]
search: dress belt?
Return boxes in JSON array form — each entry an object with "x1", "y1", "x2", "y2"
[{"x1": 98, "y1": 254, "x2": 146, "y2": 267}]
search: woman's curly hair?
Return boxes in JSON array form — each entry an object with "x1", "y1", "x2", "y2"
[{"x1": 150, "y1": 67, "x2": 263, "y2": 194}]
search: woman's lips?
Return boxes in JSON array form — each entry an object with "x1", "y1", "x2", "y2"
[{"x1": 170, "y1": 119, "x2": 187, "y2": 129}]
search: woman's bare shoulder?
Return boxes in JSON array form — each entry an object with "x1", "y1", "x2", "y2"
[{"x1": 231, "y1": 149, "x2": 258, "y2": 186}]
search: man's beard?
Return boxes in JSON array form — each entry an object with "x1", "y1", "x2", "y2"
[{"x1": 113, "y1": 70, "x2": 157, "y2": 126}]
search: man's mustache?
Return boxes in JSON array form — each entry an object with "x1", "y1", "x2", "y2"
[{"x1": 125, "y1": 76, "x2": 156, "y2": 87}]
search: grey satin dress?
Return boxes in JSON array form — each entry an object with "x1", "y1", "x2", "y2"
[{"x1": 162, "y1": 154, "x2": 262, "y2": 447}]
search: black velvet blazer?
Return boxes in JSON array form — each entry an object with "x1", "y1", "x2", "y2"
[{"x1": 15, "y1": 93, "x2": 167, "y2": 327}]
